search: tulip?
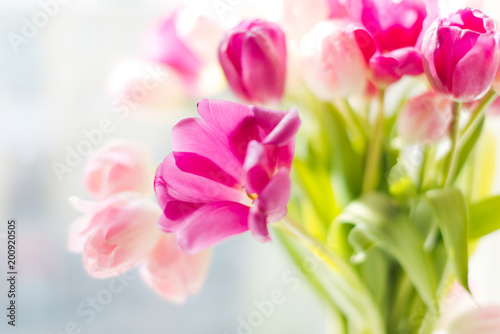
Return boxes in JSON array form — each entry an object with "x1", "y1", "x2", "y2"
[
  {"x1": 140, "y1": 235, "x2": 212, "y2": 304},
  {"x1": 68, "y1": 193, "x2": 162, "y2": 278},
  {"x1": 144, "y1": 8, "x2": 224, "y2": 94},
  {"x1": 154, "y1": 99, "x2": 300, "y2": 252},
  {"x1": 84, "y1": 141, "x2": 153, "y2": 199},
  {"x1": 359, "y1": 0, "x2": 427, "y2": 53},
  {"x1": 218, "y1": 19, "x2": 287, "y2": 105},
  {"x1": 422, "y1": 8, "x2": 500, "y2": 102},
  {"x1": 107, "y1": 61, "x2": 187, "y2": 110},
  {"x1": 300, "y1": 21, "x2": 368, "y2": 100},
  {"x1": 345, "y1": 0, "x2": 438, "y2": 86},
  {"x1": 397, "y1": 91, "x2": 453, "y2": 143},
  {"x1": 444, "y1": 306, "x2": 500, "y2": 334}
]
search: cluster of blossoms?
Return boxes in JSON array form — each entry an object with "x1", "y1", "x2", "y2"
[
  {"x1": 70, "y1": 0, "x2": 500, "y2": 332},
  {"x1": 69, "y1": 141, "x2": 211, "y2": 303}
]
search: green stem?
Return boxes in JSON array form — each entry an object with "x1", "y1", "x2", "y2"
[
  {"x1": 418, "y1": 145, "x2": 429, "y2": 193},
  {"x1": 363, "y1": 90, "x2": 385, "y2": 193},
  {"x1": 442, "y1": 102, "x2": 462, "y2": 187},
  {"x1": 461, "y1": 90, "x2": 497, "y2": 137}
]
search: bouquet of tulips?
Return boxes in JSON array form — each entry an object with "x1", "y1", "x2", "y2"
[{"x1": 69, "y1": 0, "x2": 500, "y2": 332}]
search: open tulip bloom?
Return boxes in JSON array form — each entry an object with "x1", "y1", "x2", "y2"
[{"x1": 70, "y1": 1, "x2": 500, "y2": 333}]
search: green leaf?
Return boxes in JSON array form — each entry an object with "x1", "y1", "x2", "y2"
[
  {"x1": 469, "y1": 195, "x2": 500, "y2": 240},
  {"x1": 453, "y1": 116, "x2": 485, "y2": 182},
  {"x1": 337, "y1": 193, "x2": 437, "y2": 307},
  {"x1": 293, "y1": 159, "x2": 338, "y2": 227},
  {"x1": 422, "y1": 188, "x2": 469, "y2": 290},
  {"x1": 324, "y1": 104, "x2": 364, "y2": 206}
]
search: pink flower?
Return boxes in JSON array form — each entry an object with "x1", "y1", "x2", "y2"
[
  {"x1": 140, "y1": 235, "x2": 212, "y2": 304},
  {"x1": 345, "y1": 0, "x2": 438, "y2": 86},
  {"x1": 107, "y1": 61, "x2": 187, "y2": 111},
  {"x1": 422, "y1": 8, "x2": 500, "y2": 102},
  {"x1": 84, "y1": 141, "x2": 153, "y2": 199},
  {"x1": 68, "y1": 193, "x2": 162, "y2": 278},
  {"x1": 154, "y1": 99, "x2": 300, "y2": 252},
  {"x1": 218, "y1": 19, "x2": 287, "y2": 105},
  {"x1": 144, "y1": 8, "x2": 223, "y2": 93},
  {"x1": 445, "y1": 306, "x2": 500, "y2": 334},
  {"x1": 300, "y1": 21, "x2": 368, "y2": 100},
  {"x1": 397, "y1": 91, "x2": 453, "y2": 143}
]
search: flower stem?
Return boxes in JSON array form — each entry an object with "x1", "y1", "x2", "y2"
[
  {"x1": 442, "y1": 102, "x2": 462, "y2": 188},
  {"x1": 362, "y1": 90, "x2": 385, "y2": 193},
  {"x1": 461, "y1": 90, "x2": 497, "y2": 137}
]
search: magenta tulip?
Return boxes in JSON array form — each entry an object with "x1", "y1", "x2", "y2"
[
  {"x1": 346, "y1": 0, "x2": 438, "y2": 86},
  {"x1": 422, "y1": 8, "x2": 500, "y2": 102},
  {"x1": 218, "y1": 20, "x2": 287, "y2": 105},
  {"x1": 154, "y1": 99, "x2": 300, "y2": 252}
]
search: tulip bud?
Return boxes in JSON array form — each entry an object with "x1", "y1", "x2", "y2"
[
  {"x1": 300, "y1": 21, "x2": 368, "y2": 100},
  {"x1": 422, "y1": 8, "x2": 500, "y2": 102},
  {"x1": 397, "y1": 91, "x2": 453, "y2": 143},
  {"x1": 84, "y1": 141, "x2": 154, "y2": 199},
  {"x1": 218, "y1": 19, "x2": 287, "y2": 105}
]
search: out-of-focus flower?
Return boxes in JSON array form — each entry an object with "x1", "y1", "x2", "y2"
[
  {"x1": 69, "y1": 193, "x2": 162, "y2": 278},
  {"x1": 300, "y1": 21, "x2": 368, "y2": 100},
  {"x1": 218, "y1": 19, "x2": 287, "y2": 105},
  {"x1": 276, "y1": 0, "x2": 330, "y2": 39},
  {"x1": 493, "y1": 67, "x2": 500, "y2": 94},
  {"x1": 444, "y1": 306, "x2": 500, "y2": 334},
  {"x1": 397, "y1": 91, "x2": 453, "y2": 143},
  {"x1": 144, "y1": 8, "x2": 225, "y2": 95},
  {"x1": 422, "y1": 8, "x2": 500, "y2": 102},
  {"x1": 140, "y1": 234, "x2": 212, "y2": 304},
  {"x1": 84, "y1": 141, "x2": 153, "y2": 199},
  {"x1": 154, "y1": 99, "x2": 300, "y2": 252},
  {"x1": 327, "y1": 0, "x2": 350, "y2": 19},
  {"x1": 435, "y1": 283, "x2": 500, "y2": 334},
  {"x1": 108, "y1": 61, "x2": 187, "y2": 111},
  {"x1": 346, "y1": 0, "x2": 438, "y2": 86}
]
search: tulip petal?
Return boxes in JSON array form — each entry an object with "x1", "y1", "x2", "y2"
[
  {"x1": 155, "y1": 155, "x2": 248, "y2": 205},
  {"x1": 175, "y1": 201, "x2": 250, "y2": 252},
  {"x1": 172, "y1": 118, "x2": 246, "y2": 180},
  {"x1": 139, "y1": 235, "x2": 212, "y2": 304},
  {"x1": 263, "y1": 107, "x2": 301, "y2": 146}
]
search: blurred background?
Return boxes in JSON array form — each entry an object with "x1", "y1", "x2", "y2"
[
  {"x1": 2, "y1": 0, "x2": 500, "y2": 333},
  {"x1": 0, "y1": 0, "x2": 326, "y2": 333}
]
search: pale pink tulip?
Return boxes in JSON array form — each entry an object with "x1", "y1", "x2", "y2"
[
  {"x1": 154, "y1": 99, "x2": 300, "y2": 252},
  {"x1": 69, "y1": 193, "x2": 162, "y2": 278},
  {"x1": 140, "y1": 234, "x2": 212, "y2": 304},
  {"x1": 84, "y1": 141, "x2": 153, "y2": 199},
  {"x1": 300, "y1": 20, "x2": 368, "y2": 100},
  {"x1": 397, "y1": 91, "x2": 453, "y2": 143}
]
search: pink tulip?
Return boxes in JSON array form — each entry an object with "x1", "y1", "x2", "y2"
[
  {"x1": 218, "y1": 19, "x2": 287, "y2": 105},
  {"x1": 144, "y1": 8, "x2": 223, "y2": 93},
  {"x1": 69, "y1": 193, "x2": 162, "y2": 278},
  {"x1": 358, "y1": 0, "x2": 427, "y2": 53},
  {"x1": 140, "y1": 234, "x2": 212, "y2": 304},
  {"x1": 397, "y1": 91, "x2": 453, "y2": 143},
  {"x1": 154, "y1": 99, "x2": 300, "y2": 252},
  {"x1": 422, "y1": 8, "x2": 500, "y2": 102},
  {"x1": 344, "y1": 0, "x2": 438, "y2": 86},
  {"x1": 84, "y1": 141, "x2": 153, "y2": 199},
  {"x1": 300, "y1": 21, "x2": 368, "y2": 100},
  {"x1": 444, "y1": 306, "x2": 500, "y2": 334}
]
